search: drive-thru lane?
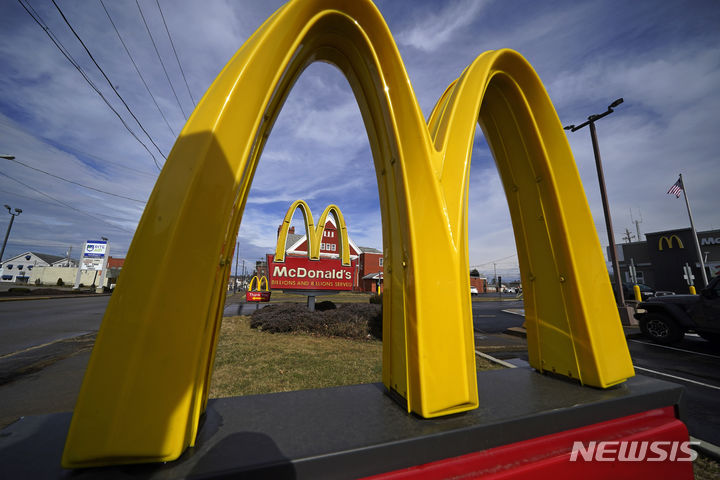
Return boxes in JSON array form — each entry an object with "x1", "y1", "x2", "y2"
[
  {"x1": 626, "y1": 334, "x2": 720, "y2": 445},
  {"x1": 470, "y1": 300, "x2": 720, "y2": 446}
]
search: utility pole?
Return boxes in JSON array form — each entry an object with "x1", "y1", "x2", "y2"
[
  {"x1": 622, "y1": 228, "x2": 635, "y2": 244},
  {"x1": 234, "y1": 240, "x2": 239, "y2": 293},
  {"x1": 1, "y1": 205, "x2": 22, "y2": 263},
  {"x1": 630, "y1": 208, "x2": 643, "y2": 242},
  {"x1": 493, "y1": 263, "x2": 497, "y2": 292},
  {"x1": 564, "y1": 98, "x2": 626, "y2": 307}
]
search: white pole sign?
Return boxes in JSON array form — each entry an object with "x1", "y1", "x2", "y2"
[{"x1": 81, "y1": 241, "x2": 107, "y2": 271}]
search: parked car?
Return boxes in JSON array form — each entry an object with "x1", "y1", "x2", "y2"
[
  {"x1": 470, "y1": 286, "x2": 479, "y2": 296},
  {"x1": 634, "y1": 275, "x2": 720, "y2": 345},
  {"x1": 613, "y1": 282, "x2": 674, "y2": 302}
]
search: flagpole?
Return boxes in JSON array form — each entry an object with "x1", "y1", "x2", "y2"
[{"x1": 680, "y1": 173, "x2": 709, "y2": 287}]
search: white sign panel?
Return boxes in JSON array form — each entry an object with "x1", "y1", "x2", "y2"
[
  {"x1": 80, "y1": 241, "x2": 107, "y2": 270},
  {"x1": 81, "y1": 257, "x2": 104, "y2": 271}
]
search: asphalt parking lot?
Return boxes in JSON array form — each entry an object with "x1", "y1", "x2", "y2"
[{"x1": 469, "y1": 299, "x2": 720, "y2": 447}]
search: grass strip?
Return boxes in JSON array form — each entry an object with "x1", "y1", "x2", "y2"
[{"x1": 210, "y1": 315, "x2": 500, "y2": 398}]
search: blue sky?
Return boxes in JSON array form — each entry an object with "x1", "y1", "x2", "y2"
[{"x1": 0, "y1": 0, "x2": 718, "y2": 280}]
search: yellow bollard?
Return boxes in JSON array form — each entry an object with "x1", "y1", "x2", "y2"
[
  {"x1": 689, "y1": 285, "x2": 697, "y2": 295},
  {"x1": 633, "y1": 284, "x2": 642, "y2": 302}
]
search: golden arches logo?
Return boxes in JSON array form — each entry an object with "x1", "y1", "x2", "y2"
[
  {"x1": 63, "y1": 0, "x2": 634, "y2": 468},
  {"x1": 246, "y1": 275, "x2": 271, "y2": 302},
  {"x1": 247, "y1": 275, "x2": 269, "y2": 292},
  {"x1": 274, "y1": 200, "x2": 350, "y2": 266},
  {"x1": 659, "y1": 235, "x2": 684, "y2": 251}
]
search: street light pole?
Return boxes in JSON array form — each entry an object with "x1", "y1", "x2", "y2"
[
  {"x1": 1, "y1": 204, "x2": 23, "y2": 264},
  {"x1": 565, "y1": 98, "x2": 626, "y2": 306}
]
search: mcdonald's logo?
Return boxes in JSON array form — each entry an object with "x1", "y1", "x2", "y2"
[
  {"x1": 659, "y1": 235, "x2": 684, "y2": 251},
  {"x1": 274, "y1": 200, "x2": 350, "y2": 266},
  {"x1": 62, "y1": 0, "x2": 633, "y2": 468},
  {"x1": 246, "y1": 275, "x2": 271, "y2": 302},
  {"x1": 247, "y1": 275, "x2": 269, "y2": 292}
]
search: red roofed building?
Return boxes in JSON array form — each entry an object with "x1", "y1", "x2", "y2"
[{"x1": 275, "y1": 218, "x2": 383, "y2": 292}]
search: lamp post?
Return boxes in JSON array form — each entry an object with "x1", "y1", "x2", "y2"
[
  {"x1": 565, "y1": 98, "x2": 626, "y2": 306},
  {"x1": 1, "y1": 204, "x2": 22, "y2": 264}
]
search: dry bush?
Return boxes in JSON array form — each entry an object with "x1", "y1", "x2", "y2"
[{"x1": 250, "y1": 302, "x2": 382, "y2": 339}]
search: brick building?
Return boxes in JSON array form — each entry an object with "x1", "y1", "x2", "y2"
[
  {"x1": 269, "y1": 219, "x2": 383, "y2": 293},
  {"x1": 357, "y1": 247, "x2": 383, "y2": 293}
]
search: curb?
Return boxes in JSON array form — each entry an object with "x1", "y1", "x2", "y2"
[
  {"x1": 504, "y1": 327, "x2": 527, "y2": 338},
  {"x1": 691, "y1": 436, "x2": 720, "y2": 463},
  {"x1": 0, "y1": 294, "x2": 111, "y2": 302},
  {"x1": 475, "y1": 350, "x2": 517, "y2": 369}
]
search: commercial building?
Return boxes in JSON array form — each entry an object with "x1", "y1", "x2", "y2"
[
  {"x1": 0, "y1": 251, "x2": 75, "y2": 283},
  {"x1": 264, "y1": 219, "x2": 383, "y2": 293},
  {"x1": 615, "y1": 227, "x2": 720, "y2": 293},
  {"x1": 0, "y1": 251, "x2": 124, "y2": 287},
  {"x1": 357, "y1": 247, "x2": 383, "y2": 293}
]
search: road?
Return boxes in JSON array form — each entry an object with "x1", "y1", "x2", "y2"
[
  {"x1": 471, "y1": 298, "x2": 525, "y2": 333},
  {"x1": 626, "y1": 334, "x2": 720, "y2": 445},
  {"x1": 470, "y1": 300, "x2": 720, "y2": 446},
  {"x1": 0, "y1": 296, "x2": 109, "y2": 357}
]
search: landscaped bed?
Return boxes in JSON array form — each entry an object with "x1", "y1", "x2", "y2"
[{"x1": 209, "y1": 306, "x2": 500, "y2": 398}]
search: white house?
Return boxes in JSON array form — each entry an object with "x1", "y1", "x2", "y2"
[{"x1": 0, "y1": 252, "x2": 76, "y2": 283}]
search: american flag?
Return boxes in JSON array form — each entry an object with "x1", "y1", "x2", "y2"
[{"x1": 667, "y1": 177, "x2": 683, "y2": 198}]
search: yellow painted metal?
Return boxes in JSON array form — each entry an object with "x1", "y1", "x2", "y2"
[
  {"x1": 634, "y1": 284, "x2": 643, "y2": 302},
  {"x1": 274, "y1": 200, "x2": 350, "y2": 265},
  {"x1": 62, "y1": 0, "x2": 634, "y2": 468},
  {"x1": 248, "y1": 275, "x2": 269, "y2": 291},
  {"x1": 659, "y1": 234, "x2": 684, "y2": 250},
  {"x1": 689, "y1": 285, "x2": 697, "y2": 295}
]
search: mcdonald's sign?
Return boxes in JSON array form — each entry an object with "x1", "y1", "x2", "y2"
[
  {"x1": 246, "y1": 275, "x2": 271, "y2": 302},
  {"x1": 269, "y1": 201, "x2": 356, "y2": 291},
  {"x1": 659, "y1": 235, "x2": 685, "y2": 251},
  {"x1": 62, "y1": 0, "x2": 634, "y2": 467}
]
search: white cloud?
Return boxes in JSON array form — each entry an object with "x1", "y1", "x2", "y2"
[{"x1": 397, "y1": 0, "x2": 490, "y2": 52}]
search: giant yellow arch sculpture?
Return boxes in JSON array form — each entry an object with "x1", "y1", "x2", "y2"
[{"x1": 63, "y1": 0, "x2": 633, "y2": 467}]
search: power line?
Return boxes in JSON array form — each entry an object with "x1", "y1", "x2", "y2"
[
  {"x1": 17, "y1": 0, "x2": 163, "y2": 172},
  {"x1": 100, "y1": 0, "x2": 177, "y2": 138},
  {"x1": 0, "y1": 119, "x2": 157, "y2": 177},
  {"x1": 1, "y1": 183, "x2": 141, "y2": 224},
  {"x1": 2, "y1": 156, "x2": 146, "y2": 203},
  {"x1": 0, "y1": 118, "x2": 157, "y2": 177},
  {"x1": 155, "y1": 0, "x2": 196, "y2": 108},
  {"x1": 0, "y1": 169, "x2": 135, "y2": 233},
  {"x1": 470, "y1": 253, "x2": 518, "y2": 269},
  {"x1": 136, "y1": 0, "x2": 188, "y2": 120},
  {"x1": 49, "y1": 0, "x2": 167, "y2": 167}
]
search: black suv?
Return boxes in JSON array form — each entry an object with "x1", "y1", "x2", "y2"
[{"x1": 634, "y1": 275, "x2": 720, "y2": 345}]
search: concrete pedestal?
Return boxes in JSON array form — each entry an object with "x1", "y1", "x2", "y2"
[{"x1": 0, "y1": 369, "x2": 690, "y2": 479}]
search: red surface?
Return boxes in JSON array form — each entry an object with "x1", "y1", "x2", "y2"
[
  {"x1": 288, "y1": 221, "x2": 360, "y2": 257},
  {"x1": 246, "y1": 291, "x2": 271, "y2": 302},
  {"x1": 364, "y1": 407, "x2": 693, "y2": 479},
  {"x1": 267, "y1": 254, "x2": 356, "y2": 291}
]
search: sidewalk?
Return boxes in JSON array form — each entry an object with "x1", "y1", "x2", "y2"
[{"x1": 0, "y1": 349, "x2": 91, "y2": 429}]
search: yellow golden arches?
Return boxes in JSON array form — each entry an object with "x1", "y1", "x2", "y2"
[
  {"x1": 274, "y1": 200, "x2": 351, "y2": 266},
  {"x1": 62, "y1": 0, "x2": 634, "y2": 468},
  {"x1": 247, "y1": 275, "x2": 269, "y2": 291},
  {"x1": 659, "y1": 235, "x2": 684, "y2": 250}
]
